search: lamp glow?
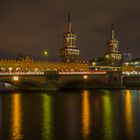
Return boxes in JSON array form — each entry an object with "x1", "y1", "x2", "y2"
[
  {"x1": 83, "y1": 75, "x2": 88, "y2": 79},
  {"x1": 43, "y1": 51, "x2": 48, "y2": 56},
  {"x1": 13, "y1": 76, "x2": 19, "y2": 81}
]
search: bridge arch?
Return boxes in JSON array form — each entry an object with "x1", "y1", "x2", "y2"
[
  {"x1": 34, "y1": 67, "x2": 40, "y2": 72},
  {"x1": 25, "y1": 67, "x2": 31, "y2": 72},
  {"x1": 0, "y1": 77, "x2": 45, "y2": 90},
  {"x1": 8, "y1": 67, "x2": 14, "y2": 73},
  {"x1": 1, "y1": 67, "x2": 7, "y2": 72},
  {"x1": 15, "y1": 67, "x2": 22, "y2": 72},
  {"x1": 58, "y1": 78, "x2": 108, "y2": 90}
]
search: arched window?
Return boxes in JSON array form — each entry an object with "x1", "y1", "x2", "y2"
[
  {"x1": 25, "y1": 68, "x2": 31, "y2": 72},
  {"x1": 16, "y1": 67, "x2": 22, "y2": 73},
  {"x1": 47, "y1": 68, "x2": 52, "y2": 71},
  {"x1": 34, "y1": 68, "x2": 40, "y2": 72},
  {"x1": 53, "y1": 68, "x2": 58, "y2": 71},
  {"x1": 41, "y1": 68, "x2": 45, "y2": 72},
  {"x1": 1, "y1": 67, "x2": 6, "y2": 72},
  {"x1": 70, "y1": 69, "x2": 74, "y2": 72},
  {"x1": 8, "y1": 67, "x2": 13, "y2": 73},
  {"x1": 59, "y1": 69, "x2": 64, "y2": 72}
]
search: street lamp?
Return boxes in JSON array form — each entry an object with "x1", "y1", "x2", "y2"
[
  {"x1": 43, "y1": 50, "x2": 48, "y2": 60},
  {"x1": 43, "y1": 50, "x2": 48, "y2": 56}
]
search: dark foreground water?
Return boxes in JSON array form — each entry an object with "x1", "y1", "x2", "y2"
[{"x1": 0, "y1": 90, "x2": 140, "y2": 140}]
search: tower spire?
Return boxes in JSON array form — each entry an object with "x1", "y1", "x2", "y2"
[
  {"x1": 111, "y1": 23, "x2": 115, "y2": 40},
  {"x1": 68, "y1": 14, "x2": 72, "y2": 32}
]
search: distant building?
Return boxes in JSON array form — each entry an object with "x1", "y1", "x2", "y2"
[
  {"x1": 60, "y1": 14, "x2": 80, "y2": 62},
  {"x1": 122, "y1": 53, "x2": 132, "y2": 63},
  {"x1": 104, "y1": 24, "x2": 122, "y2": 66}
]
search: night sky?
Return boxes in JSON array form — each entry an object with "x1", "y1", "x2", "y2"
[{"x1": 0, "y1": 0, "x2": 140, "y2": 61}]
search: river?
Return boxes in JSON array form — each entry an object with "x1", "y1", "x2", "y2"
[{"x1": 0, "y1": 89, "x2": 140, "y2": 140}]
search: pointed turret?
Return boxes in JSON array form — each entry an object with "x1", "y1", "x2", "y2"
[
  {"x1": 60, "y1": 14, "x2": 80, "y2": 62},
  {"x1": 68, "y1": 14, "x2": 72, "y2": 32},
  {"x1": 104, "y1": 23, "x2": 122, "y2": 66},
  {"x1": 111, "y1": 23, "x2": 115, "y2": 40}
]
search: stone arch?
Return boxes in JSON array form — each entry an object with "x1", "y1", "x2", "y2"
[
  {"x1": 53, "y1": 68, "x2": 58, "y2": 71},
  {"x1": 34, "y1": 67, "x2": 40, "y2": 72},
  {"x1": 40, "y1": 68, "x2": 45, "y2": 72},
  {"x1": 25, "y1": 67, "x2": 31, "y2": 72},
  {"x1": 80, "y1": 69, "x2": 84, "y2": 72},
  {"x1": 46, "y1": 68, "x2": 52, "y2": 71},
  {"x1": 0, "y1": 67, "x2": 6, "y2": 72},
  {"x1": 15, "y1": 67, "x2": 22, "y2": 73},
  {"x1": 59, "y1": 69, "x2": 64, "y2": 72},
  {"x1": 8, "y1": 67, "x2": 14, "y2": 73},
  {"x1": 65, "y1": 68, "x2": 70, "y2": 72},
  {"x1": 70, "y1": 69, "x2": 75, "y2": 72}
]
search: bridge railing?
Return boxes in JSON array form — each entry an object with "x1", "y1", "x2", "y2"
[
  {"x1": 0, "y1": 71, "x2": 108, "y2": 75},
  {"x1": 0, "y1": 72, "x2": 45, "y2": 75},
  {"x1": 59, "y1": 71, "x2": 107, "y2": 75}
]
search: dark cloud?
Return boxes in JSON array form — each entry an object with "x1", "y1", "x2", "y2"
[{"x1": 0, "y1": 0, "x2": 140, "y2": 61}]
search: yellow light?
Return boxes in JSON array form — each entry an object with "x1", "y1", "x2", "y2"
[
  {"x1": 83, "y1": 75, "x2": 88, "y2": 79},
  {"x1": 43, "y1": 51, "x2": 48, "y2": 56},
  {"x1": 92, "y1": 62, "x2": 96, "y2": 66},
  {"x1": 11, "y1": 93, "x2": 22, "y2": 140},
  {"x1": 82, "y1": 90, "x2": 91, "y2": 139},
  {"x1": 105, "y1": 54, "x2": 109, "y2": 59},
  {"x1": 13, "y1": 76, "x2": 19, "y2": 81}
]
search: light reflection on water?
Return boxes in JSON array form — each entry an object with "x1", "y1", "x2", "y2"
[
  {"x1": 42, "y1": 94, "x2": 53, "y2": 140},
  {"x1": 82, "y1": 90, "x2": 91, "y2": 140},
  {"x1": 124, "y1": 90, "x2": 134, "y2": 139},
  {"x1": 0, "y1": 90, "x2": 140, "y2": 140},
  {"x1": 102, "y1": 90, "x2": 113, "y2": 140},
  {"x1": 10, "y1": 93, "x2": 23, "y2": 140}
]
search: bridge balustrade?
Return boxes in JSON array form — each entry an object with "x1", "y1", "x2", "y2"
[{"x1": 0, "y1": 70, "x2": 108, "y2": 75}]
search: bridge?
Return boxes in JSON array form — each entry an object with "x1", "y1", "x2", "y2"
[
  {"x1": 0, "y1": 58, "x2": 139, "y2": 91},
  {"x1": 0, "y1": 58, "x2": 124, "y2": 91},
  {"x1": 0, "y1": 70, "x2": 123, "y2": 91}
]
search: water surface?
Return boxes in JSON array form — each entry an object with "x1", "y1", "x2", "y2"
[{"x1": 0, "y1": 89, "x2": 140, "y2": 140}]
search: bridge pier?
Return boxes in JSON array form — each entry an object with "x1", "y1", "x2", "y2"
[
  {"x1": 107, "y1": 71, "x2": 124, "y2": 88},
  {"x1": 45, "y1": 71, "x2": 59, "y2": 91}
]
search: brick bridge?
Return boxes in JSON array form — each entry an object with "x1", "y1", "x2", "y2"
[
  {"x1": 0, "y1": 58, "x2": 124, "y2": 91},
  {"x1": 0, "y1": 71, "x2": 123, "y2": 91}
]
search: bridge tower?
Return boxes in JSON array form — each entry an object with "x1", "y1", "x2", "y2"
[
  {"x1": 104, "y1": 24, "x2": 122, "y2": 66},
  {"x1": 60, "y1": 14, "x2": 80, "y2": 62}
]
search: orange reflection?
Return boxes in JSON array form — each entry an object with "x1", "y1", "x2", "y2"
[
  {"x1": 82, "y1": 90, "x2": 91, "y2": 140},
  {"x1": 11, "y1": 93, "x2": 23, "y2": 140},
  {"x1": 125, "y1": 90, "x2": 133, "y2": 137},
  {"x1": 0, "y1": 95, "x2": 1, "y2": 132}
]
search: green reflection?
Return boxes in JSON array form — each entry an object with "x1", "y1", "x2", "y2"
[
  {"x1": 82, "y1": 90, "x2": 91, "y2": 140},
  {"x1": 11, "y1": 93, "x2": 23, "y2": 140},
  {"x1": 102, "y1": 90, "x2": 113, "y2": 140},
  {"x1": 42, "y1": 94, "x2": 53, "y2": 140}
]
